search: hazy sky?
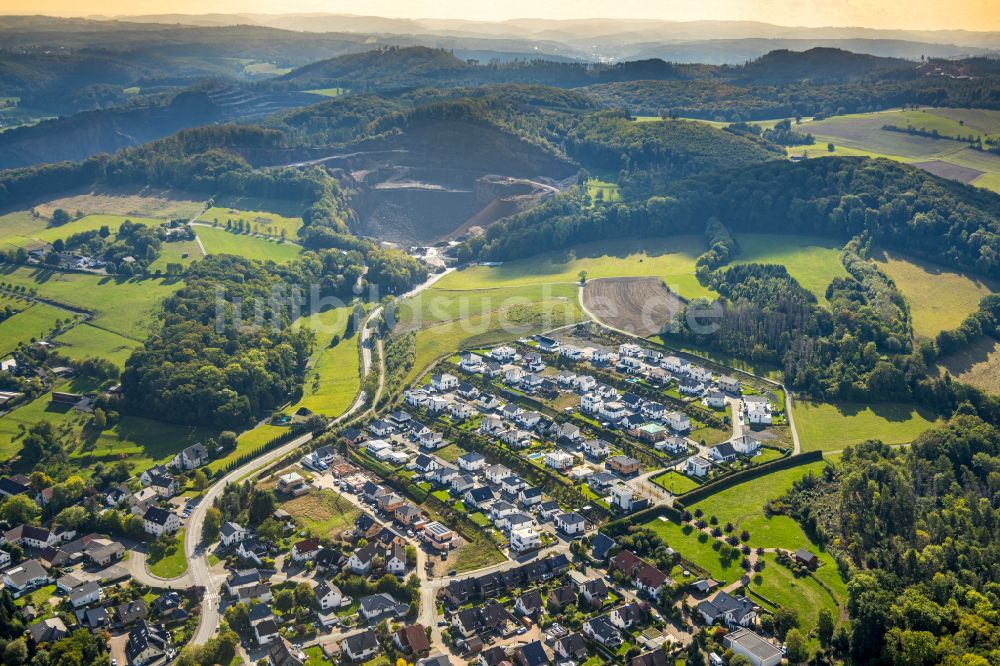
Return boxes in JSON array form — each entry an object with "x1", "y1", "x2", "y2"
[{"x1": 2, "y1": 0, "x2": 998, "y2": 32}]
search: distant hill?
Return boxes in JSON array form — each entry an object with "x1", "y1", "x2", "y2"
[
  {"x1": 731, "y1": 47, "x2": 913, "y2": 83},
  {"x1": 279, "y1": 46, "x2": 472, "y2": 89}
]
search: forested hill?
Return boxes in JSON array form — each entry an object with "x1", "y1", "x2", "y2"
[
  {"x1": 459, "y1": 156, "x2": 1000, "y2": 280},
  {"x1": 774, "y1": 416, "x2": 1000, "y2": 665},
  {"x1": 728, "y1": 47, "x2": 911, "y2": 83},
  {"x1": 279, "y1": 46, "x2": 472, "y2": 88}
]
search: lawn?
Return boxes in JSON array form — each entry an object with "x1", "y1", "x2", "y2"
[
  {"x1": 0, "y1": 265, "x2": 182, "y2": 340},
  {"x1": 873, "y1": 249, "x2": 995, "y2": 339},
  {"x1": 750, "y1": 553, "x2": 840, "y2": 639},
  {"x1": 282, "y1": 489, "x2": 361, "y2": 539},
  {"x1": 652, "y1": 470, "x2": 701, "y2": 495},
  {"x1": 147, "y1": 528, "x2": 189, "y2": 578},
  {"x1": 642, "y1": 516, "x2": 742, "y2": 582},
  {"x1": 148, "y1": 238, "x2": 203, "y2": 271},
  {"x1": 0, "y1": 298, "x2": 73, "y2": 356},
  {"x1": 194, "y1": 226, "x2": 302, "y2": 263},
  {"x1": 434, "y1": 443, "x2": 467, "y2": 463},
  {"x1": 685, "y1": 461, "x2": 830, "y2": 550},
  {"x1": 201, "y1": 206, "x2": 303, "y2": 239},
  {"x1": 734, "y1": 234, "x2": 849, "y2": 304},
  {"x1": 935, "y1": 335, "x2": 1000, "y2": 394},
  {"x1": 452, "y1": 537, "x2": 506, "y2": 573},
  {"x1": 796, "y1": 400, "x2": 942, "y2": 453},
  {"x1": 207, "y1": 424, "x2": 289, "y2": 473},
  {"x1": 52, "y1": 323, "x2": 141, "y2": 368},
  {"x1": 432, "y1": 236, "x2": 714, "y2": 301},
  {"x1": 303, "y1": 646, "x2": 333, "y2": 666},
  {"x1": 288, "y1": 306, "x2": 361, "y2": 417}
]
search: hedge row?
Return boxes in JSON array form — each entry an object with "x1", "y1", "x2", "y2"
[{"x1": 674, "y1": 451, "x2": 824, "y2": 508}]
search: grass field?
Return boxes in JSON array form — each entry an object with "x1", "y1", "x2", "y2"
[
  {"x1": 208, "y1": 424, "x2": 288, "y2": 474},
  {"x1": 0, "y1": 298, "x2": 73, "y2": 355},
  {"x1": 0, "y1": 265, "x2": 182, "y2": 340},
  {"x1": 0, "y1": 379, "x2": 213, "y2": 474},
  {"x1": 873, "y1": 249, "x2": 995, "y2": 339},
  {"x1": 406, "y1": 298, "x2": 583, "y2": 384},
  {"x1": 396, "y1": 283, "x2": 580, "y2": 331},
  {"x1": 935, "y1": 335, "x2": 1000, "y2": 393},
  {"x1": 452, "y1": 537, "x2": 506, "y2": 573},
  {"x1": 149, "y1": 238, "x2": 203, "y2": 271},
  {"x1": 734, "y1": 234, "x2": 849, "y2": 303},
  {"x1": 643, "y1": 516, "x2": 742, "y2": 582},
  {"x1": 432, "y1": 236, "x2": 714, "y2": 301},
  {"x1": 201, "y1": 206, "x2": 303, "y2": 239},
  {"x1": 30, "y1": 187, "x2": 207, "y2": 220},
  {"x1": 0, "y1": 213, "x2": 163, "y2": 251},
  {"x1": 652, "y1": 470, "x2": 701, "y2": 494},
  {"x1": 586, "y1": 179, "x2": 621, "y2": 204},
  {"x1": 795, "y1": 400, "x2": 941, "y2": 453},
  {"x1": 288, "y1": 307, "x2": 361, "y2": 417},
  {"x1": 52, "y1": 323, "x2": 142, "y2": 367},
  {"x1": 147, "y1": 528, "x2": 188, "y2": 578},
  {"x1": 686, "y1": 460, "x2": 830, "y2": 550},
  {"x1": 750, "y1": 553, "x2": 840, "y2": 640},
  {"x1": 282, "y1": 489, "x2": 360, "y2": 539},
  {"x1": 194, "y1": 226, "x2": 302, "y2": 263}
]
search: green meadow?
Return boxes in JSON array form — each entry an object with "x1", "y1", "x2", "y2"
[
  {"x1": 53, "y1": 324, "x2": 142, "y2": 368},
  {"x1": 194, "y1": 226, "x2": 302, "y2": 263},
  {"x1": 288, "y1": 306, "x2": 362, "y2": 417},
  {"x1": 0, "y1": 213, "x2": 163, "y2": 250},
  {"x1": 0, "y1": 266, "x2": 182, "y2": 340},
  {"x1": 0, "y1": 297, "x2": 73, "y2": 356},
  {"x1": 201, "y1": 206, "x2": 304, "y2": 238},
  {"x1": 734, "y1": 234, "x2": 849, "y2": 303},
  {"x1": 795, "y1": 400, "x2": 941, "y2": 453}
]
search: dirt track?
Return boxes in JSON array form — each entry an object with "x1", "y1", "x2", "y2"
[{"x1": 581, "y1": 276, "x2": 684, "y2": 336}]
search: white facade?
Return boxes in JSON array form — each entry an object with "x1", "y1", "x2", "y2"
[{"x1": 510, "y1": 527, "x2": 541, "y2": 553}]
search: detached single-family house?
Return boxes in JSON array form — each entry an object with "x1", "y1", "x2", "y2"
[
  {"x1": 343, "y1": 629, "x2": 379, "y2": 662},
  {"x1": 545, "y1": 450, "x2": 574, "y2": 471},
  {"x1": 458, "y1": 452, "x2": 486, "y2": 472},
  {"x1": 686, "y1": 456, "x2": 713, "y2": 477},
  {"x1": 665, "y1": 411, "x2": 692, "y2": 432},
  {"x1": 359, "y1": 593, "x2": 408, "y2": 623},
  {"x1": 172, "y1": 442, "x2": 208, "y2": 470},
  {"x1": 69, "y1": 581, "x2": 102, "y2": 608},
  {"x1": 705, "y1": 390, "x2": 726, "y2": 408},
  {"x1": 607, "y1": 455, "x2": 640, "y2": 476},
  {"x1": 583, "y1": 615, "x2": 622, "y2": 647},
  {"x1": 510, "y1": 527, "x2": 541, "y2": 553},
  {"x1": 697, "y1": 591, "x2": 757, "y2": 627},
  {"x1": 142, "y1": 507, "x2": 179, "y2": 536},
  {"x1": 709, "y1": 442, "x2": 738, "y2": 463},
  {"x1": 291, "y1": 538, "x2": 320, "y2": 563},
  {"x1": 220, "y1": 522, "x2": 246, "y2": 547},
  {"x1": 731, "y1": 434, "x2": 762, "y2": 456},
  {"x1": 718, "y1": 375, "x2": 741, "y2": 394},
  {"x1": 555, "y1": 512, "x2": 586, "y2": 536},
  {"x1": 431, "y1": 373, "x2": 459, "y2": 391},
  {"x1": 464, "y1": 486, "x2": 495, "y2": 509}
]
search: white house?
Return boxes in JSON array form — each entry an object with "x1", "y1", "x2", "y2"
[
  {"x1": 69, "y1": 581, "x2": 102, "y2": 608},
  {"x1": 172, "y1": 442, "x2": 208, "y2": 471},
  {"x1": 689, "y1": 365, "x2": 713, "y2": 382},
  {"x1": 555, "y1": 512, "x2": 586, "y2": 535},
  {"x1": 143, "y1": 507, "x2": 179, "y2": 536},
  {"x1": 490, "y1": 345, "x2": 516, "y2": 362},
  {"x1": 705, "y1": 391, "x2": 726, "y2": 408},
  {"x1": 599, "y1": 401, "x2": 629, "y2": 422},
  {"x1": 291, "y1": 538, "x2": 320, "y2": 563},
  {"x1": 485, "y1": 464, "x2": 511, "y2": 485},
  {"x1": 449, "y1": 401, "x2": 475, "y2": 420},
  {"x1": 220, "y1": 522, "x2": 246, "y2": 547},
  {"x1": 582, "y1": 439, "x2": 611, "y2": 459},
  {"x1": 560, "y1": 346, "x2": 583, "y2": 361},
  {"x1": 504, "y1": 365, "x2": 526, "y2": 385},
  {"x1": 731, "y1": 434, "x2": 762, "y2": 456},
  {"x1": 516, "y1": 410, "x2": 542, "y2": 429},
  {"x1": 510, "y1": 527, "x2": 541, "y2": 553},
  {"x1": 580, "y1": 393, "x2": 603, "y2": 414},
  {"x1": 460, "y1": 352, "x2": 483, "y2": 372},
  {"x1": 618, "y1": 343, "x2": 641, "y2": 357},
  {"x1": 591, "y1": 349, "x2": 613, "y2": 364},
  {"x1": 427, "y1": 396, "x2": 448, "y2": 414},
  {"x1": 545, "y1": 450, "x2": 574, "y2": 471},
  {"x1": 609, "y1": 483, "x2": 637, "y2": 512},
  {"x1": 686, "y1": 456, "x2": 712, "y2": 477},
  {"x1": 641, "y1": 401, "x2": 665, "y2": 419},
  {"x1": 458, "y1": 452, "x2": 486, "y2": 472},
  {"x1": 573, "y1": 375, "x2": 597, "y2": 392},
  {"x1": 744, "y1": 396, "x2": 773, "y2": 424},
  {"x1": 718, "y1": 376, "x2": 742, "y2": 394},
  {"x1": 665, "y1": 411, "x2": 691, "y2": 432},
  {"x1": 404, "y1": 389, "x2": 430, "y2": 408},
  {"x1": 663, "y1": 356, "x2": 690, "y2": 374},
  {"x1": 431, "y1": 373, "x2": 459, "y2": 391},
  {"x1": 314, "y1": 582, "x2": 343, "y2": 611}
]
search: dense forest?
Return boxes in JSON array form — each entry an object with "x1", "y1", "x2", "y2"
[{"x1": 773, "y1": 417, "x2": 1000, "y2": 665}]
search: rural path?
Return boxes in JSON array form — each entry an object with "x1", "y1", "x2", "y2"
[{"x1": 785, "y1": 391, "x2": 802, "y2": 455}]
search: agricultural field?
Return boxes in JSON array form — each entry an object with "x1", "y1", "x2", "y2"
[
  {"x1": 795, "y1": 400, "x2": 941, "y2": 453},
  {"x1": 935, "y1": 336, "x2": 1000, "y2": 394},
  {"x1": 0, "y1": 266, "x2": 182, "y2": 340},
  {"x1": 193, "y1": 225, "x2": 303, "y2": 263},
  {"x1": 0, "y1": 296, "x2": 73, "y2": 356},
  {"x1": 433, "y1": 236, "x2": 714, "y2": 301},
  {"x1": 148, "y1": 238, "x2": 203, "y2": 271},
  {"x1": 282, "y1": 489, "x2": 361, "y2": 539},
  {"x1": 30, "y1": 187, "x2": 206, "y2": 220},
  {"x1": 200, "y1": 206, "x2": 303, "y2": 238},
  {"x1": 734, "y1": 234, "x2": 849, "y2": 304},
  {"x1": 873, "y1": 250, "x2": 995, "y2": 339},
  {"x1": 581, "y1": 277, "x2": 684, "y2": 336},
  {"x1": 783, "y1": 107, "x2": 1000, "y2": 193},
  {"x1": 52, "y1": 323, "x2": 142, "y2": 368},
  {"x1": 288, "y1": 306, "x2": 361, "y2": 417}
]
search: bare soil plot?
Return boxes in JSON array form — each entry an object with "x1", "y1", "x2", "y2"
[
  {"x1": 29, "y1": 186, "x2": 205, "y2": 220},
  {"x1": 582, "y1": 277, "x2": 684, "y2": 336},
  {"x1": 911, "y1": 160, "x2": 984, "y2": 183}
]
